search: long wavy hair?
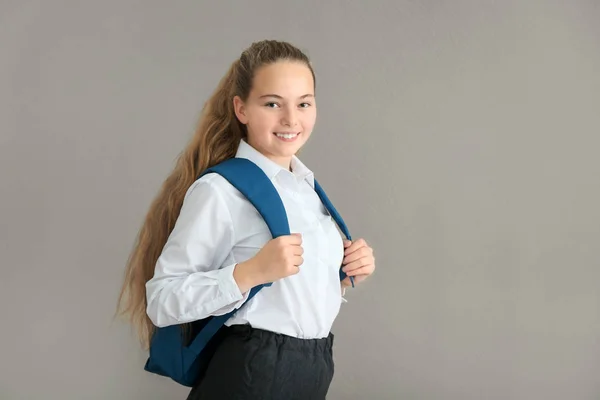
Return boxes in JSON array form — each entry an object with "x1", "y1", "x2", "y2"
[{"x1": 116, "y1": 40, "x2": 316, "y2": 348}]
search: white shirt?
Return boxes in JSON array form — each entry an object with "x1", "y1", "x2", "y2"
[{"x1": 145, "y1": 140, "x2": 346, "y2": 339}]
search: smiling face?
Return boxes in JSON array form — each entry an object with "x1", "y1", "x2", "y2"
[{"x1": 233, "y1": 60, "x2": 317, "y2": 169}]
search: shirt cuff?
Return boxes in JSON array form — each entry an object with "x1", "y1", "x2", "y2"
[
  {"x1": 212, "y1": 263, "x2": 251, "y2": 315},
  {"x1": 341, "y1": 286, "x2": 348, "y2": 303}
]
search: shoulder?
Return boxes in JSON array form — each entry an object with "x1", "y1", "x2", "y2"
[
  {"x1": 184, "y1": 171, "x2": 246, "y2": 205},
  {"x1": 182, "y1": 171, "x2": 265, "y2": 237}
]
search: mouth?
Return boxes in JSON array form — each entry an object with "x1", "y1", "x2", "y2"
[{"x1": 273, "y1": 132, "x2": 301, "y2": 142}]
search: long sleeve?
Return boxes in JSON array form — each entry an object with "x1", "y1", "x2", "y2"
[{"x1": 145, "y1": 177, "x2": 250, "y2": 328}]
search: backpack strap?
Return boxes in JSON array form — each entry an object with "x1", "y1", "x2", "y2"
[
  {"x1": 314, "y1": 180, "x2": 355, "y2": 287},
  {"x1": 187, "y1": 158, "x2": 290, "y2": 355},
  {"x1": 207, "y1": 158, "x2": 291, "y2": 238}
]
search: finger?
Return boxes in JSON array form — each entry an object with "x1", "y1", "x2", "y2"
[
  {"x1": 343, "y1": 240, "x2": 352, "y2": 248},
  {"x1": 293, "y1": 255, "x2": 304, "y2": 266},
  {"x1": 345, "y1": 264, "x2": 374, "y2": 277},
  {"x1": 343, "y1": 247, "x2": 372, "y2": 264},
  {"x1": 350, "y1": 274, "x2": 368, "y2": 284},
  {"x1": 291, "y1": 233, "x2": 302, "y2": 246},
  {"x1": 342, "y1": 257, "x2": 369, "y2": 273},
  {"x1": 287, "y1": 233, "x2": 303, "y2": 245},
  {"x1": 344, "y1": 238, "x2": 367, "y2": 255},
  {"x1": 293, "y1": 245, "x2": 304, "y2": 256}
]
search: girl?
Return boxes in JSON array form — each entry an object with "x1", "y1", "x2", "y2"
[{"x1": 117, "y1": 40, "x2": 376, "y2": 399}]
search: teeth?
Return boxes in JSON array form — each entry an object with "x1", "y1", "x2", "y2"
[{"x1": 275, "y1": 132, "x2": 298, "y2": 139}]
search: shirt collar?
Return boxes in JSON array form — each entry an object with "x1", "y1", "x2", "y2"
[
  {"x1": 235, "y1": 139, "x2": 315, "y2": 188},
  {"x1": 290, "y1": 155, "x2": 315, "y2": 188}
]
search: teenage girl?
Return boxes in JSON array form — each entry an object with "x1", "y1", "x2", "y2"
[{"x1": 117, "y1": 39, "x2": 376, "y2": 399}]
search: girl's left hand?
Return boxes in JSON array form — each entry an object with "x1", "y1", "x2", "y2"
[{"x1": 341, "y1": 238, "x2": 375, "y2": 287}]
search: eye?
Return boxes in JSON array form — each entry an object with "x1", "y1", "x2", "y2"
[
  {"x1": 265, "y1": 102, "x2": 280, "y2": 108},
  {"x1": 299, "y1": 102, "x2": 312, "y2": 108}
]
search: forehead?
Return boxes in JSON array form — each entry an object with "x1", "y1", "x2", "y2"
[{"x1": 251, "y1": 61, "x2": 314, "y2": 95}]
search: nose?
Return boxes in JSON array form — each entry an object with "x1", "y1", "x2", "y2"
[{"x1": 280, "y1": 106, "x2": 298, "y2": 127}]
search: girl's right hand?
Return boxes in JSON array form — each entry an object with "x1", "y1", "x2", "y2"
[{"x1": 234, "y1": 234, "x2": 304, "y2": 291}]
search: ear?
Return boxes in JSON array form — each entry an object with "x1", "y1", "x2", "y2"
[{"x1": 233, "y1": 96, "x2": 249, "y2": 124}]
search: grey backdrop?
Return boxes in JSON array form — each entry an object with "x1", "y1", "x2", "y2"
[{"x1": 1, "y1": 1, "x2": 599, "y2": 399}]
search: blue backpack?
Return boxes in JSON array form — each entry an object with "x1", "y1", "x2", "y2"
[{"x1": 144, "y1": 157, "x2": 354, "y2": 387}]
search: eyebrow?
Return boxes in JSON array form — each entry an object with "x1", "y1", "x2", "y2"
[{"x1": 258, "y1": 94, "x2": 314, "y2": 99}]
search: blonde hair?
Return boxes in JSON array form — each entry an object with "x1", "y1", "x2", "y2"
[{"x1": 116, "y1": 40, "x2": 315, "y2": 347}]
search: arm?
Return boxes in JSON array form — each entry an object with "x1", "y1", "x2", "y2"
[{"x1": 145, "y1": 178, "x2": 251, "y2": 328}]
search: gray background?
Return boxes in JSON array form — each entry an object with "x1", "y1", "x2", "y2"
[{"x1": 1, "y1": 1, "x2": 599, "y2": 399}]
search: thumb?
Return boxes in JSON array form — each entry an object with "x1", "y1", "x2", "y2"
[{"x1": 290, "y1": 233, "x2": 303, "y2": 243}]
